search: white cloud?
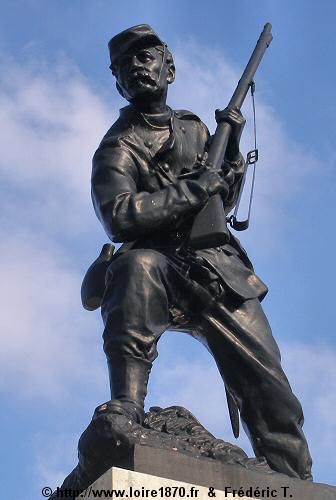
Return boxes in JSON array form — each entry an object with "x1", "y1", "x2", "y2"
[
  {"x1": 0, "y1": 55, "x2": 113, "y2": 235},
  {"x1": 0, "y1": 231, "x2": 107, "y2": 403},
  {"x1": 0, "y1": 55, "x2": 111, "y2": 194}
]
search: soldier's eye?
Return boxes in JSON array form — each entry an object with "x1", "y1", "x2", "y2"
[{"x1": 137, "y1": 52, "x2": 153, "y2": 63}]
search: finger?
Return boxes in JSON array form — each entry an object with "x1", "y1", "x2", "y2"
[
  {"x1": 215, "y1": 108, "x2": 245, "y2": 124},
  {"x1": 228, "y1": 108, "x2": 244, "y2": 119},
  {"x1": 230, "y1": 113, "x2": 246, "y2": 124},
  {"x1": 224, "y1": 110, "x2": 241, "y2": 121},
  {"x1": 230, "y1": 109, "x2": 243, "y2": 118}
]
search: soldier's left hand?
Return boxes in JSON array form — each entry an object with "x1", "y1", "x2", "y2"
[{"x1": 215, "y1": 107, "x2": 246, "y2": 161}]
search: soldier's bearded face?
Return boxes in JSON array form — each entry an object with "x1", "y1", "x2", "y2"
[{"x1": 115, "y1": 46, "x2": 168, "y2": 101}]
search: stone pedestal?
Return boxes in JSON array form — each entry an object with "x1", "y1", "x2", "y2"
[{"x1": 77, "y1": 446, "x2": 335, "y2": 500}]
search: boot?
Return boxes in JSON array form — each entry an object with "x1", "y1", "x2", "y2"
[{"x1": 97, "y1": 355, "x2": 152, "y2": 424}]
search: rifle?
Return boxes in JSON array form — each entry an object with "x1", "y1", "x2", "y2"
[{"x1": 189, "y1": 23, "x2": 273, "y2": 250}]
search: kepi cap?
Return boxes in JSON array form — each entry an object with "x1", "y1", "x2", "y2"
[{"x1": 108, "y1": 24, "x2": 165, "y2": 67}]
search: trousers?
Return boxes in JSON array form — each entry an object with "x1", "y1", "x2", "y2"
[{"x1": 101, "y1": 248, "x2": 312, "y2": 480}]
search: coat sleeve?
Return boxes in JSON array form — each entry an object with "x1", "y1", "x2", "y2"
[{"x1": 91, "y1": 144, "x2": 210, "y2": 242}]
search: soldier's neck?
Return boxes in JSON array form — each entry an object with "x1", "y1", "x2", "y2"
[
  {"x1": 132, "y1": 101, "x2": 168, "y2": 115},
  {"x1": 130, "y1": 92, "x2": 168, "y2": 115}
]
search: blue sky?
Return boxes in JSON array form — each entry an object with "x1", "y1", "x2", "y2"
[{"x1": 1, "y1": 1, "x2": 336, "y2": 498}]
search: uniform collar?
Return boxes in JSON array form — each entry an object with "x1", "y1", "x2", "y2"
[
  {"x1": 119, "y1": 105, "x2": 172, "y2": 129},
  {"x1": 119, "y1": 105, "x2": 201, "y2": 128}
]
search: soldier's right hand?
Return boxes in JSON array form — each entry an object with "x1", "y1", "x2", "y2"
[{"x1": 197, "y1": 169, "x2": 229, "y2": 198}]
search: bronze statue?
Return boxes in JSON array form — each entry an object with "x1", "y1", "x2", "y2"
[{"x1": 87, "y1": 24, "x2": 312, "y2": 481}]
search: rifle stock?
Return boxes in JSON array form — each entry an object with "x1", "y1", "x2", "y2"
[{"x1": 189, "y1": 23, "x2": 273, "y2": 250}]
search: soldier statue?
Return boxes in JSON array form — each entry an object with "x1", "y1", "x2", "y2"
[{"x1": 88, "y1": 24, "x2": 312, "y2": 481}]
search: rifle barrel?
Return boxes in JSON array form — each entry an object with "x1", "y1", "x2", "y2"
[{"x1": 229, "y1": 23, "x2": 273, "y2": 110}]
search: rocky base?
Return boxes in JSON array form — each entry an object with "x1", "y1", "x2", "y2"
[{"x1": 50, "y1": 405, "x2": 272, "y2": 498}]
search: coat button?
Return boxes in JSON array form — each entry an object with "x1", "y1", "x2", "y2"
[
  {"x1": 180, "y1": 126, "x2": 186, "y2": 133},
  {"x1": 162, "y1": 163, "x2": 170, "y2": 172},
  {"x1": 144, "y1": 140, "x2": 152, "y2": 149},
  {"x1": 197, "y1": 153, "x2": 203, "y2": 160}
]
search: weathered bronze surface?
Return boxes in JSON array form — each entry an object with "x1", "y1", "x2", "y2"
[{"x1": 86, "y1": 24, "x2": 312, "y2": 481}]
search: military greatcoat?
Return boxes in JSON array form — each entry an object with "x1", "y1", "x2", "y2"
[
  {"x1": 91, "y1": 104, "x2": 312, "y2": 481},
  {"x1": 92, "y1": 105, "x2": 267, "y2": 300}
]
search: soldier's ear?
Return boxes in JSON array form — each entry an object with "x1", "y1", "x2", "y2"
[
  {"x1": 166, "y1": 52, "x2": 175, "y2": 84},
  {"x1": 116, "y1": 82, "x2": 125, "y2": 98}
]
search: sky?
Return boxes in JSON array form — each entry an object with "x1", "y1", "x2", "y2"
[{"x1": 1, "y1": 1, "x2": 336, "y2": 498}]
